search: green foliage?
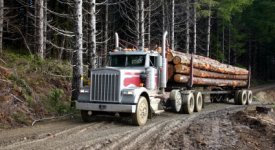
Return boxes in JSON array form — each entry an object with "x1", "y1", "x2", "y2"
[
  {"x1": 218, "y1": 0, "x2": 254, "y2": 22},
  {"x1": 47, "y1": 88, "x2": 72, "y2": 115},
  {"x1": 9, "y1": 75, "x2": 32, "y2": 95}
]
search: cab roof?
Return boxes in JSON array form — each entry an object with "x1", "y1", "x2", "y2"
[{"x1": 109, "y1": 50, "x2": 159, "y2": 55}]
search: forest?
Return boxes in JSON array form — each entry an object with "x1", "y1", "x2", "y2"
[{"x1": 0, "y1": 0, "x2": 274, "y2": 102}]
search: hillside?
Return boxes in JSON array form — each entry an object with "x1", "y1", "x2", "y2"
[{"x1": 0, "y1": 50, "x2": 73, "y2": 128}]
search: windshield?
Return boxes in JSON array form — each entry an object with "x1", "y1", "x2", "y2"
[{"x1": 110, "y1": 55, "x2": 146, "y2": 67}]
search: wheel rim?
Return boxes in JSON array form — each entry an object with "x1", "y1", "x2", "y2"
[
  {"x1": 138, "y1": 100, "x2": 148, "y2": 122},
  {"x1": 247, "y1": 91, "x2": 252, "y2": 104},
  {"x1": 175, "y1": 92, "x2": 182, "y2": 110},
  {"x1": 242, "y1": 92, "x2": 247, "y2": 104},
  {"x1": 196, "y1": 94, "x2": 203, "y2": 111},
  {"x1": 189, "y1": 94, "x2": 195, "y2": 112}
]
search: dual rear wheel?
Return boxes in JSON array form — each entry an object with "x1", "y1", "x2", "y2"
[
  {"x1": 234, "y1": 90, "x2": 253, "y2": 105},
  {"x1": 170, "y1": 90, "x2": 203, "y2": 114}
]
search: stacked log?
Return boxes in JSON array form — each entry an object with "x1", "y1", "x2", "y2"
[{"x1": 167, "y1": 51, "x2": 249, "y2": 87}]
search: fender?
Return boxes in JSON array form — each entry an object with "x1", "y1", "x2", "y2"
[{"x1": 121, "y1": 87, "x2": 149, "y2": 104}]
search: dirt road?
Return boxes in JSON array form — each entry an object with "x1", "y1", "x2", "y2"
[{"x1": 0, "y1": 86, "x2": 274, "y2": 150}]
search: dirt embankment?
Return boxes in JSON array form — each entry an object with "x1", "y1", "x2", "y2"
[
  {"x1": 0, "y1": 52, "x2": 72, "y2": 129},
  {"x1": 254, "y1": 88, "x2": 275, "y2": 104}
]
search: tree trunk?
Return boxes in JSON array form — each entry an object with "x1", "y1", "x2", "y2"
[
  {"x1": 169, "y1": 51, "x2": 249, "y2": 75},
  {"x1": 43, "y1": 0, "x2": 47, "y2": 57},
  {"x1": 71, "y1": 0, "x2": 83, "y2": 106},
  {"x1": 89, "y1": 0, "x2": 96, "y2": 69},
  {"x1": 136, "y1": 0, "x2": 139, "y2": 47},
  {"x1": 0, "y1": 0, "x2": 3, "y2": 54},
  {"x1": 139, "y1": 0, "x2": 144, "y2": 51},
  {"x1": 162, "y1": 0, "x2": 166, "y2": 34},
  {"x1": 222, "y1": 24, "x2": 225, "y2": 62},
  {"x1": 147, "y1": 0, "x2": 151, "y2": 49},
  {"x1": 104, "y1": 1, "x2": 109, "y2": 65},
  {"x1": 185, "y1": 0, "x2": 190, "y2": 54},
  {"x1": 37, "y1": 0, "x2": 44, "y2": 59},
  {"x1": 206, "y1": 2, "x2": 211, "y2": 57},
  {"x1": 228, "y1": 26, "x2": 231, "y2": 64},
  {"x1": 193, "y1": 0, "x2": 197, "y2": 54},
  {"x1": 171, "y1": 0, "x2": 175, "y2": 51},
  {"x1": 174, "y1": 74, "x2": 247, "y2": 87},
  {"x1": 174, "y1": 64, "x2": 248, "y2": 80}
]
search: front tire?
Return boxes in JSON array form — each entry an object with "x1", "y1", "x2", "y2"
[
  {"x1": 132, "y1": 96, "x2": 149, "y2": 126},
  {"x1": 81, "y1": 110, "x2": 93, "y2": 122}
]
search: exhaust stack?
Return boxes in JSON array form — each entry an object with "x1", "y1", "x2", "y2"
[{"x1": 161, "y1": 31, "x2": 168, "y2": 94}]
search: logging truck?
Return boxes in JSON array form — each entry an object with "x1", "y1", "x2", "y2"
[{"x1": 76, "y1": 32, "x2": 252, "y2": 126}]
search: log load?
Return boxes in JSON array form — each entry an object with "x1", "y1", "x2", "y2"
[
  {"x1": 167, "y1": 50, "x2": 249, "y2": 87},
  {"x1": 174, "y1": 74, "x2": 248, "y2": 87},
  {"x1": 167, "y1": 51, "x2": 248, "y2": 75}
]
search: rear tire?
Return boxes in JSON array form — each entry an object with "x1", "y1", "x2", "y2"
[
  {"x1": 247, "y1": 90, "x2": 253, "y2": 105},
  {"x1": 81, "y1": 110, "x2": 93, "y2": 122},
  {"x1": 238, "y1": 90, "x2": 248, "y2": 105},
  {"x1": 194, "y1": 92, "x2": 203, "y2": 112},
  {"x1": 182, "y1": 93, "x2": 195, "y2": 114},
  {"x1": 170, "y1": 90, "x2": 182, "y2": 113},
  {"x1": 234, "y1": 91, "x2": 240, "y2": 105},
  {"x1": 132, "y1": 96, "x2": 149, "y2": 126}
]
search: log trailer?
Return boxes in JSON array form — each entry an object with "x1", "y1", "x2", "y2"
[{"x1": 76, "y1": 32, "x2": 252, "y2": 126}]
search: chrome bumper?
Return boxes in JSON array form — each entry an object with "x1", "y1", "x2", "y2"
[{"x1": 76, "y1": 101, "x2": 137, "y2": 113}]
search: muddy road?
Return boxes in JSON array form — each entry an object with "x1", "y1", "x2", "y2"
[
  {"x1": 0, "y1": 86, "x2": 274, "y2": 150},
  {"x1": 0, "y1": 103, "x2": 246, "y2": 150}
]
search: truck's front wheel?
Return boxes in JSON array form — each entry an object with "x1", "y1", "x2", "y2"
[
  {"x1": 132, "y1": 96, "x2": 148, "y2": 126},
  {"x1": 81, "y1": 110, "x2": 93, "y2": 122}
]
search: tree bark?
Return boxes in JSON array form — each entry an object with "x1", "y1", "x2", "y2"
[
  {"x1": 169, "y1": 51, "x2": 248, "y2": 75},
  {"x1": 0, "y1": 0, "x2": 3, "y2": 54},
  {"x1": 185, "y1": 0, "x2": 190, "y2": 54},
  {"x1": 193, "y1": 0, "x2": 197, "y2": 54},
  {"x1": 171, "y1": 0, "x2": 175, "y2": 51},
  {"x1": 43, "y1": 0, "x2": 47, "y2": 57},
  {"x1": 174, "y1": 74, "x2": 247, "y2": 87},
  {"x1": 174, "y1": 64, "x2": 248, "y2": 80},
  {"x1": 139, "y1": 0, "x2": 144, "y2": 51},
  {"x1": 89, "y1": 0, "x2": 96, "y2": 69},
  {"x1": 228, "y1": 25, "x2": 231, "y2": 64},
  {"x1": 104, "y1": 1, "x2": 109, "y2": 65},
  {"x1": 71, "y1": 0, "x2": 83, "y2": 106},
  {"x1": 136, "y1": 0, "x2": 139, "y2": 47},
  {"x1": 147, "y1": 0, "x2": 151, "y2": 49},
  {"x1": 162, "y1": 0, "x2": 166, "y2": 34},
  {"x1": 206, "y1": 2, "x2": 211, "y2": 57},
  {"x1": 37, "y1": 0, "x2": 44, "y2": 59}
]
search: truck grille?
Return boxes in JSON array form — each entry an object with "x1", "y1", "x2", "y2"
[{"x1": 90, "y1": 71, "x2": 120, "y2": 103}]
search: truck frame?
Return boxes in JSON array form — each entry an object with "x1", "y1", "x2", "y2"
[{"x1": 76, "y1": 32, "x2": 252, "y2": 126}]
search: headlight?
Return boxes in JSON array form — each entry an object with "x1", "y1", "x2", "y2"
[
  {"x1": 80, "y1": 89, "x2": 90, "y2": 93},
  {"x1": 122, "y1": 90, "x2": 134, "y2": 95}
]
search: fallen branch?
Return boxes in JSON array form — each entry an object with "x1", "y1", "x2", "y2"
[
  {"x1": 10, "y1": 94, "x2": 24, "y2": 103},
  {"x1": 32, "y1": 113, "x2": 73, "y2": 126},
  {"x1": 0, "y1": 58, "x2": 7, "y2": 65}
]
